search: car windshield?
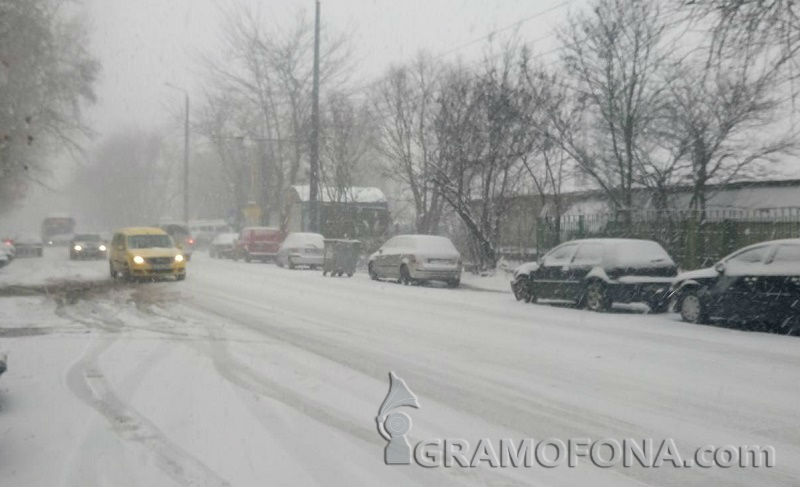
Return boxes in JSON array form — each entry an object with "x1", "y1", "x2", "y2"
[
  {"x1": 285, "y1": 233, "x2": 324, "y2": 247},
  {"x1": 127, "y1": 234, "x2": 172, "y2": 249},
  {"x1": 408, "y1": 236, "x2": 458, "y2": 253},
  {"x1": 74, "y1": 234, "x2": 100, "y2": 241},
  {"x1": 611, "y1": 240, "x2": 673, "y2": 266}
]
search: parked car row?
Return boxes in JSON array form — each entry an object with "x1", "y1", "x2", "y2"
[
  {"x1": 511, "y1": 237, "x2": 800, "y2": 335},
  {"x1": 209, "y1": 229, "x2": 465, "y2": 287}
]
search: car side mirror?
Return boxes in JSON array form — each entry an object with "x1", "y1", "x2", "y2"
[{"x1": 714, "y1": 262, "x2": 725, "y2": 274}]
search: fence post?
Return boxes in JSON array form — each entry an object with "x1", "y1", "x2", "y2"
[{"x1": 685, "y1": 212, "x2": 698, "y2": 269}]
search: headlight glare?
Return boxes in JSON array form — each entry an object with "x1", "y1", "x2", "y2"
[
  {"x1": 73, "y1": 245, "x2": 82, "y2": 251},
  {"x1": 98, "y1": 244, "x2": 107, "y2": 251},
  {"x1": 132, "y1": 255, "x2": 145, "y2": 265},
  {"x1": 174, "y1": 254, "x2": 184, "y2": 263}
]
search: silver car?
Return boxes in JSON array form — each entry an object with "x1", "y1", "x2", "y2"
[
  {"x1": 368, "y1": 234, "x2": 462, "y2": 287},
  {"x1": 276, "y1": 232, "x2": 325, "y2": 269}
]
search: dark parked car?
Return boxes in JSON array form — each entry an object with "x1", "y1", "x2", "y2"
[
  {"x1": 515, "y1": 238, "x2": 677, "y2": 312},
  {"x1": 69, "y1": 233, "x2": 107, "y2": 259},
  {"x1": 670, "y1": 238, "x2": 800, "y2": 335}
]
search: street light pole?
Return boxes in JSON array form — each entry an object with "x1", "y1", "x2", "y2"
[
  {"x1": 165, "y1": 82, "x2": 190, "y2": 225},
  {"x1": 309, "y1": 0, "x2": 321, "y2": 232}
]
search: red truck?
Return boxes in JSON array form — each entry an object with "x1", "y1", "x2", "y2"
[{"x1": 235, "y1": 227, "x2": 285, "y2": 262}]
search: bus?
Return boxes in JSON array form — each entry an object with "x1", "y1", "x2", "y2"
[{"x1": 41, "y1": 215, "x2": 76, "y2": 245}]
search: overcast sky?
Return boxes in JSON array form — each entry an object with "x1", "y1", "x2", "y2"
[{"x1": 84, "y1": 0, "x2": 575, "y2": 134}]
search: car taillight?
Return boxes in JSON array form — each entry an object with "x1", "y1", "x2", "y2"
[{"x1": 186, "y1": 238, "x2": 195, "y2": 245}]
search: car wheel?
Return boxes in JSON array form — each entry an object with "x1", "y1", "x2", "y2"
[
  {"x1": 399, "y1": 265, "x2": 412, "y2": 285},
  {"x1": 109, "y1": 262, "x2": 117, "y2": 279},
  {"x1": 679, "y1": 289, "x2": 707, "y2": 324},
  {"x1": 244, "y1": 253, "x2": 251, "y2": 263},
  {"x1": 288, "y1": 258, "x2": 295, "y2": 270},
  {"x1": 447, "y1": 278, "x2": 460, "y2": 288},
  {"x1": 584, "y1": 281, "x2": 610, "y2": 312},
  {"x1": 176, "y1": 273, "x2": 186, "y2": 281},
  {"x1": 368, "y1": 263, "x2": 378, "y2": 281},
  {"x1": 648, "y1": 299, "x2": 669, "y2": 314},
  {"x1": 512, "y1": 276, "x2": 531, "y2": 302}
]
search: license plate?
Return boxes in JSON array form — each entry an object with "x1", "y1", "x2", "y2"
[{"x1": 152, "y1": 264, "x2": 172, "y2": 270}]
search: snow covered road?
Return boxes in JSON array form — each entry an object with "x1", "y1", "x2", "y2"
[{"x1": 1, "y1": 249, "x2": 799, "y2": 486}]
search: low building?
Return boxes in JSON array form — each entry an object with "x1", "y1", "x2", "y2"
[{"x1": 284, "y1": 185, "x2": 390, "y2": 239}]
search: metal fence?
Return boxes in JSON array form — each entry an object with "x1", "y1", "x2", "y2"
[{"x1": 535, "y1": 208, "x2": 800, "y2": 269}]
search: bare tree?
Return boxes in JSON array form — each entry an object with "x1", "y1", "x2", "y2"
[
  {"x1": 663, "y1": 48, "x2": 796, "y2": 215},
  {"x1": 320, "y1": 92, "x2": 373, "y2": 202},
  {"x1": 71, "y1": 131, "x2": 171, "y2": 229},
  {"x1": 199, "y1": 4, "x2": 352, "y2": 227},
  {"x1": 433, "y1": 45, "x2": 538, "y2": 268},
  {"x1": 373, "y1": 53, "x2": 444, "y2": 234},
  {"x1": 0, "y1": 0, "x2": 99, "y2": 209},
  {"x1": 557, "y1": 0, "x2": 670, "y2": 218}
]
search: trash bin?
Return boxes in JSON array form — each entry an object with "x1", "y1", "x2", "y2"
[{"x1": 323, "y1": 239, "x2": 361, "y2": 277}]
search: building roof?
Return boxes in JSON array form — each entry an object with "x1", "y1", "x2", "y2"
[{"x1": 290, "y1": 185, "x2": 387, "y2": 204}]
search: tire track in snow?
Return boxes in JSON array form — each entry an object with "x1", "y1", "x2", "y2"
[{"x1": 59, "y1": 294, "x2": 230, "y2": 487}]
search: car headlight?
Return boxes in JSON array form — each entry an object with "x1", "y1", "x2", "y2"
[
  {"x1": 174, "y1": 254, "x2": 184, "y2": 263},
  {"x1": 132, "y1": 255, "x2": 145, "y2": 265},
  {"x1": 98, "y1": 244, "x2": 107, "y2": 251},
  {"x1": 73, "y1": 245, "x2": 82, "y2": 251}
]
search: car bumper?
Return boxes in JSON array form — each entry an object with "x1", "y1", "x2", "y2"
[
  {"x1": 129, "y1": 263, "x2": 186, "y2": 277},
  {"x1": 71, "y1": 250, "x2": 106, "y2": 259},
  {"x1": 410, "y1": 267, "x2": 461, "y2": 281},
  {"x1": 289, "y1": 254, "x2": 324, "y2": 266},
  {"x1": 609, "y1": 280, "x2": 673, "y2": 304}
]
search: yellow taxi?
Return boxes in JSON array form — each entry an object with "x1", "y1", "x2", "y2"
[{"x1": 109, "y1": 227, "x2": 186, "y2": 281}]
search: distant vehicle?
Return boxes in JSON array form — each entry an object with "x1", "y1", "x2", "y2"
[
  {"x1": 156, "y1": 222, "x2": 195, "y2": 260},
  {"x1": 516, "y1": 238, "x2": 677, "y2": 312},
  {"x1": 2, "y1": 238, "x2": 16, "y2": 261},
  {"x1": 41, "y1": 215, "x2": 76, "y2": 245},
  {"x1": 189, "y1": 219, "x2": 232, "y2": 248},
  {"x1": 9, "y1": 235, "x2": 43, "y2": 258},
  {"x1": 69, "y1": 233, "x2": 107, "y2": 260},
  {"x1": 276, "y1": 232, "x2": 324, "y2": 269},
  {"x1": 109, "y1": 227, "x2": 186, "y2": 281},
  {"x1": 208, "y1": 232, "x2": 239, "y2": 259},
  {"x1": 235, "y1": 227, "x2": 285, "y2": 262},
  {"x1": 368, "y1": 234, "x2": 462, "y2": 287},
  {"x1": 670, "y1": 238, "x2": 800, "y2": 335},
  {"x1": 0, "y1": 246, "x2": 10, "y2": 268}
]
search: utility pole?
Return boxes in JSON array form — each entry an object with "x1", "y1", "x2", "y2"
[
  {"x1": 183, "y1": 92, "x2": 190, "y2": 225},
  {"x1": 309, "y1": 0, "x2": 321, "y2": 232},
  {"x1": 165, "y1": 82, "x2": 190, "y2": 225}
]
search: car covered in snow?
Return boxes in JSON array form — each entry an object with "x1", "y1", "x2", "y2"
[
  {"x1": 0, "y1": 245, "x2": 10, "y2": 268},
  {"x1": 515, "y1": 238, "x2": 677, "y2": 312},
  {"x1": 670, "y1": 238, "x2": 800, "y2": 334},
  {"x1": 9, "y1": 235, "x2": 43, "y2": 258},
  {"x1": 156, "y1": 223, "x2": 195, "y2": 260},
  {"x1": 368, "y1": 234, "x2": 462, "y2": 287},
  {"x1": 276, "y1": 232, "x2": 324, "y2": 269},
  {"x1": 69, "y1": 233, "x2": 107, "y2": 260},
  {"x1": 208, "y1": 232, "x2": 239, "y2": 259},
  {"x1": 235, "y1": 227, "x2": 285, "y2": 262}
]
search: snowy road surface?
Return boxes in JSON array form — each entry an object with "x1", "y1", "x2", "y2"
[{"x1": 1, "y1": 249, "x2": 799, "y2": 486}]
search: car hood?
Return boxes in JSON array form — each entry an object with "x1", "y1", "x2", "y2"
[
  {"x1": 676, "y1": 267, "x2": 717, "y2": 282},
  {"x1": 513, "y1": 261, "x2": 539, "y2": 278},
  {"x1": 127, "y1": 247, "x2": 181, "y2": 258}
]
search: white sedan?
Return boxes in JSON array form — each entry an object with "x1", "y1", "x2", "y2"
[{"x1": 368, "y1": 234, "x2": 462, "y2": 287}]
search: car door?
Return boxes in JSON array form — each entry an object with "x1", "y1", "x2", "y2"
[
  {"x1": 385, "y1": 237, "x2": 408, "y2": 278},
  {"x1": 375, "y1": 238, "x2": 395, "y2": 277},
  {"x1": 763, "y1": 242, "x2": 800, "y2": 324},
  {"x1": 711, "y1": 243, "x2": 773, "y2": 320},
  {"x1": 567, "y1": 242, "x2": 605, "y2": 301},
  {"x1": 533, "y1": 243, "x2": 579, "y2": 300}
]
